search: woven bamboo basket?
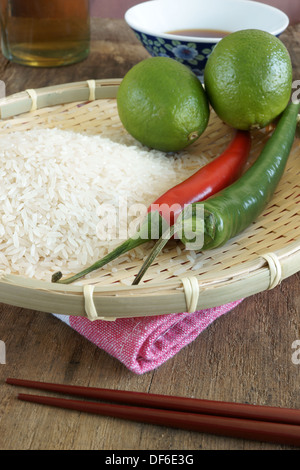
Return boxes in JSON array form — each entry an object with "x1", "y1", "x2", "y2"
[{"x1": 0, "y1": 78, "x2": 299, "y2": 321}]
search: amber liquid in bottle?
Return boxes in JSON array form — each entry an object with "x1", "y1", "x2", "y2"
[{"x1": 0, "y1": 0, "x2": 90, "y2": 67}]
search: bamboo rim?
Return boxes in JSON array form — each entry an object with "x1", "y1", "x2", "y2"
[{"x1": 0, "y1": 78, "x2": 299, "y2": 320}]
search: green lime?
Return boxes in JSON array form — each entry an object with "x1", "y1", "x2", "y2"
[
  {"x1": 117, "y1": 57, "x2": 210, "y2": 152},
  {"x1": 204, "y1": 29, "x2": 292, "y2": 130}
]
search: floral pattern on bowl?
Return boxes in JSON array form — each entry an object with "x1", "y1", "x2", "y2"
[{"x1": 133, "y1": 29, "x2": 215, "y2": 79}]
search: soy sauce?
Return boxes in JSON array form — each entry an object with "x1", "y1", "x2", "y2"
[{"x1": 167, "y1": 29, "x2": 230, "y2": 38}]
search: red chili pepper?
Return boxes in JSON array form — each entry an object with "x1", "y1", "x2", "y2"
[
  {"x1": 150, "y1": 130, "x2": 251, "y2": 225},
  {"x1": 52, "y1": 130, "x2": 251, "y2": 284}
]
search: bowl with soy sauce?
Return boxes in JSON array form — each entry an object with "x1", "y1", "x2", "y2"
[{"x1": 125, "y1": 0, "x2": 289, "y2": 80}]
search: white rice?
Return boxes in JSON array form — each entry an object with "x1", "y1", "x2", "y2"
[{"x1": 0, "y1": 128, "x2": 207, "y2": 281}]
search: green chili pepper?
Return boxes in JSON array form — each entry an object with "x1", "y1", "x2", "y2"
[{"x1": 133, "y1": 101, "x2": 300, "y2": 285}]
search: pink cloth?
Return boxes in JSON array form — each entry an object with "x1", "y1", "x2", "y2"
[{"x1": 56, "y1": 299, "x2": 243, "y2": 374}]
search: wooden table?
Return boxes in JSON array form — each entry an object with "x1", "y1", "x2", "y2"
[{"x1": 0, "y1": 18, "x2": 300, "y2": 451}]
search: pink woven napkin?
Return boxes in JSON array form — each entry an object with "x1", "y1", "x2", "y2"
[{"x1": 54, "y1": 299, "x2": 243, "y2": 374}]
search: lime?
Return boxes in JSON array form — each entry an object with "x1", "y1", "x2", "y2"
[
  {"x1": 117, "y1": 57, "x2": 210, "y2": 152},
  {"x1": 204, "y1": 29, "x2": 292, "y2": 130}
]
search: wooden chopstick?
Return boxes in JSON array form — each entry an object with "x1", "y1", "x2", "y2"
[
  {"x1": 16, "y1": 392, "x2": 300, "y2": 447},
  {"x1": 6, "y1": 377, "x2": 300, "y2": 426}
]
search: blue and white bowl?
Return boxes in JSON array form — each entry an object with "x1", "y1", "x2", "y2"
[{"x1": 125, "y1": 0, "x2": 289, "y2": 80}]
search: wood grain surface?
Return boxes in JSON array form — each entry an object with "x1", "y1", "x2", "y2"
[{"x1": 0, "y1": 18, "x2": 300, "y2": 451}]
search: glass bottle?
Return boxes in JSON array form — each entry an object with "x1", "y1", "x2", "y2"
[{"x1": 0, "y1": 0, "x2": 90, "y2": 67}]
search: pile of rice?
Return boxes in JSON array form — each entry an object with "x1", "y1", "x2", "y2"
[{"x1": 0, "y1": 128, "x2": 207, "y2": 281}]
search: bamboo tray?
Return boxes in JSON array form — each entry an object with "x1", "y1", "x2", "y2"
[{"x1": 0, "y1": 78, "x2": 299, "y2": 320}]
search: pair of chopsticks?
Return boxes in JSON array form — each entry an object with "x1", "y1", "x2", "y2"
[{"x1": 6, "y1": 377, "x2": 300, "y2": 447}]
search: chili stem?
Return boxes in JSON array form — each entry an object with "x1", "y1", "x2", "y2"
[
  {"x1": 52, "y1": 212, "x2": 164, "y2": 284},
  {"x1": 52, "y1": 236, "x2": 147, "y2": 284},
  {"x1": 132, "y1": 225, "x2": 176, "y2": 285}
]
